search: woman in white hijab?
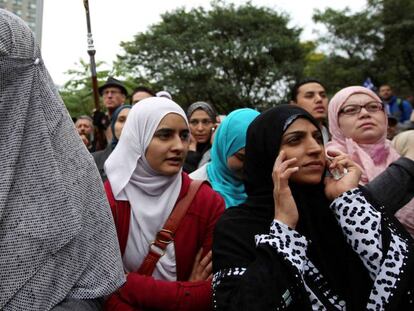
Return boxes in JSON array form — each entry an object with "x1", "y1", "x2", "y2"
[
  {"x1": 104, "y1": 97, "x2": 225, "y2": 310},
  {"x1": 0, "y1": 9, "x2": 124, "y2": 311}
]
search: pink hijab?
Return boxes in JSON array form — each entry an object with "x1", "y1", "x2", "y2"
[{"x1": 327, "y1": 86, "x2": 400, "y2": 184}]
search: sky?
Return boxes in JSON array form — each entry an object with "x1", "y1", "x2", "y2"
[{"x1": 41, "y1": 0, "x2": 367, "y2": 85}]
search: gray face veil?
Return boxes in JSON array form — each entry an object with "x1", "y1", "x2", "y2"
[{"x1": 0, "y1": 9, "x2": 124, "y2": 310}]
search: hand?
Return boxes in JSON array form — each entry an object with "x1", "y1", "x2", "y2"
[
  {"x1": 189, "y1": 248, "x2": 212, "y2": 282},
  {"x1": 324, "y1": 150, "x2": 362, "y2": 200},
  {"x1": 188, "y1": 133, "x2": 197, "y2": 152},
  {"x1": 272, "y1": 150, "x2": 299, "y2": 229}
]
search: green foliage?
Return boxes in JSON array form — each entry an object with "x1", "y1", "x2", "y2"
[
  {"x1": 310, "y1": 0, "x2": 414, "y2": 95},
  {"x1": 116, "y1": 2, "x2": 305, "y2": 112},
  {"x1": 60, "y1": 0, "x2": 414, "y2": 113},
  {"x1": 59, "y1": 60, "x2": 154, "y2": 116},
  {"x1": 59, "y1": 59, "x2": 109, "y2": 117},
  {"x1": 379, "y1": 0, "x2": 414, "y2": 91},
  {"x1": 313, "y1": 7, "x2": 382, "y2": 60}
]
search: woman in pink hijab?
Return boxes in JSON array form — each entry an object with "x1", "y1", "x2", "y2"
[{"x1": 327, "y1": 86, "x2": 414, "y2": 236}]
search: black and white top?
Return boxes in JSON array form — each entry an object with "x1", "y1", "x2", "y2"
[{"x1": 213, "y1": 189, "x2": 414, "y2": 311}]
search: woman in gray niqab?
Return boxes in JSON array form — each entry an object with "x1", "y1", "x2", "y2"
[{"x1": 0, "y1": 9, "x2": 124, "y2": 310}]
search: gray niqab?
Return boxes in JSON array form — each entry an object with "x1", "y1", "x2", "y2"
[{"x1": 0, "y1": 9, "x2": 124, "y2": 310}]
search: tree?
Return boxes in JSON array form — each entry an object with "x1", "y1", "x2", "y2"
[
  {"x1": 60, "y1": 60, "x2": 153, "y2": 117},
  {"x1": 115, "y1": 2, "x2": 305, "y2": 112},
  {"x1": 59, "y1": 59, "x2": 109, "y2": 117},
  {"x1": 310, "y1": 0, "x2": 414, "y2": 95},
  {"x1": 378, "y1": 0, "x2": 414, "y2": 91}
]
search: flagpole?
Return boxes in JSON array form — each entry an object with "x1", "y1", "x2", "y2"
[{"x1": 83, "y1": 0, "x2": 100, "y2": 112}]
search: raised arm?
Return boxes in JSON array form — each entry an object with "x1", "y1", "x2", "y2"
[
  {"x1": 363, "y1": 157, "x2": 414, "y2": 214},
  {"x1": 330, "y1": 188, "x2": 414, "y2": 309}
]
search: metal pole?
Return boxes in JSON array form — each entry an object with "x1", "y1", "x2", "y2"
[
  {"x1": 35, "y1": 0, "x2": 44, "y2": 48},
  {"x1": 83, "y1": 0, "x2": 100, "y2": 112}
]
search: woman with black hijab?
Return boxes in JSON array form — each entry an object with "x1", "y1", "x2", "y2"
[{"x1": 212, "y1": 105, "x2": 414, "y2": 310}]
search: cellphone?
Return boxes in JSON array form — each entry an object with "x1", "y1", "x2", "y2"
[{"x1": 325, "y1": 156, "x2": 348, "y2": 180}]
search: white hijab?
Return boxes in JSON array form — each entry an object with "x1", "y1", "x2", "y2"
[{"x1": 105, "y1": 97, "x2": 188, "y2": 281}]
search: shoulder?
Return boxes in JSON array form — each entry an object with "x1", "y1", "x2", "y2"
[
  {"x1": 103, "y1": 180, "x2": 128, "y2": 207},
  {"x1": 189, "y1": 163, "x2": 208, "y2": 181},
  {"x1": 91, "y1": 150, "x2": 104, "y2": 161},
  {"x1": 402, "y1": 99, "x2": 413, "y2": 108},
  {"x1": 182, "y1": 172, "x2": 225, "y2": 217},
  {"x1": 92, "y1": 145, "x2": 112, "y2": 162},
  {"x1": 213, "y1": 205, "x2": 270, "y2": 269},
  {"x1": 215, "y1": 205, "x2": 266, "y2": 237}
]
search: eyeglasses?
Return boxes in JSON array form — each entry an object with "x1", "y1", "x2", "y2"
[
  {"x1": 189, "y1": 119, "x2": 213, "y2": 126},
  {"x1": 339, "y1": 102, "x2": 384, "y2": 116}
]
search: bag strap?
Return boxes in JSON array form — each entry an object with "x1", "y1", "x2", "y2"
[{"x1": 137, "y1": 179, "x2": 204, "y2": 276}]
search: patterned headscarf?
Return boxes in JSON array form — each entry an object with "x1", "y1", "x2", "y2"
[
  {"x1": 187, "y1": 101, "x2": 217, "y2": 122},
  {"x1": 0, "y1": 9, "x2": 124, "y2": 310}
]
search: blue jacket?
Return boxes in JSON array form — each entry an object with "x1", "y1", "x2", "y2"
[{"x1": 385, "y1": 96, "x2": 413, "y2": 123}]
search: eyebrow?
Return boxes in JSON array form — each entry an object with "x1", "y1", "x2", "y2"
[
  {"x1": 189, "y1": 117, "x2": 211, "y2": 121},
  {"x1": 304, "y1": 91, "x2": 325, "y2": 95},
  {"x1": 283, "y1": 130, "x2": 306, "y2": 137},
  {"x1": 282, "y1": 129, "x2": 321, "y2": 138},
  {"x1": 342, "y1": 100, "x2": 381, "y2": 107},
  {"x1": 154, "y1": 128, "x2": 174, "y2": 134},
  {"x1": 155, "y1": 127, "x2": 189, "y2": 133}
]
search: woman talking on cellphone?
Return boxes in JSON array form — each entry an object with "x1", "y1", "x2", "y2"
[{"x1": 212, "y1": 105, "x2": 414, "y2": 310}]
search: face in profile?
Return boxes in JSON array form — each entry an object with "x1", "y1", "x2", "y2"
[
  {"x1": 189, "y1": 109, "x2": 215, "y2": 144},
  {"x1": 114, "y1": 108, "x2": 131, "y2": 140},
  {"x1": 294, "y1": 83, "x2": 328, "y2": 123},
  {"x1": 338, "y1": 93, "x2": 386, "y2": 144},
  {"x1": 280, "y1": 118, "x2": 326, "y2": 184},
  {"x1": 227, "y1": 148, "x2": 245, "y2": 180},
  {"x1": 145, "y1": 113, "x2": 190, "y2": 176}
]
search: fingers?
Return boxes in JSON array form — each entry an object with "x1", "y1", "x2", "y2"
[
  {"x1": 274, "y1": 150, "x2": 287, "y2": 170},
  {"x1": 190, "y1": 249, "x2": 213, "y2": 281},
  {"x1": 273, "y1": 151, "x2": 298, "y2": 174},
  {"x1": 328, "y1": 154, "x2": 348, "y2": 169},
  {"x1": 194, "y1": 248, "x2": 203, "y2": 264},
  {"x1": 204, "y1": 261, "x2": 212, "y2": 278},
  {"x1": 199, "y1": 250, "x2": 212, "y2": 268},
  {"x1": 326, "y1": 149, "x2": 345, "y2": 158},
  {"x1": 199, "y1": 251, "x2": 213, "y2": 279}
]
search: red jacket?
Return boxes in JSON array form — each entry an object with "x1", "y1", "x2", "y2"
[{"x1": 104, "y1": 172, "x2": 225, "y2": 311}]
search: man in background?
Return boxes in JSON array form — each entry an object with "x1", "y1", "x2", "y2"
[
  {"x1": 98, "y1": 77, "x2": 128, "y2": 142},
  {"x1": 75, "y1": 115, "x2": 95, "y2": 152},
  {"x1": 131, "y1": 86, "x2": 155, "y2": 104},
  {"x1": 379, "y1": 84, "x2": 413, "y2": 124},
  {"x1": 290, "y1": 79, "x2": 330, "y2": 143}
]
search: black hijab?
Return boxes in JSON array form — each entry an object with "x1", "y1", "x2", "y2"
[{"x1": 243, "y1": 104, "x2": 372, "y2": 308}]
